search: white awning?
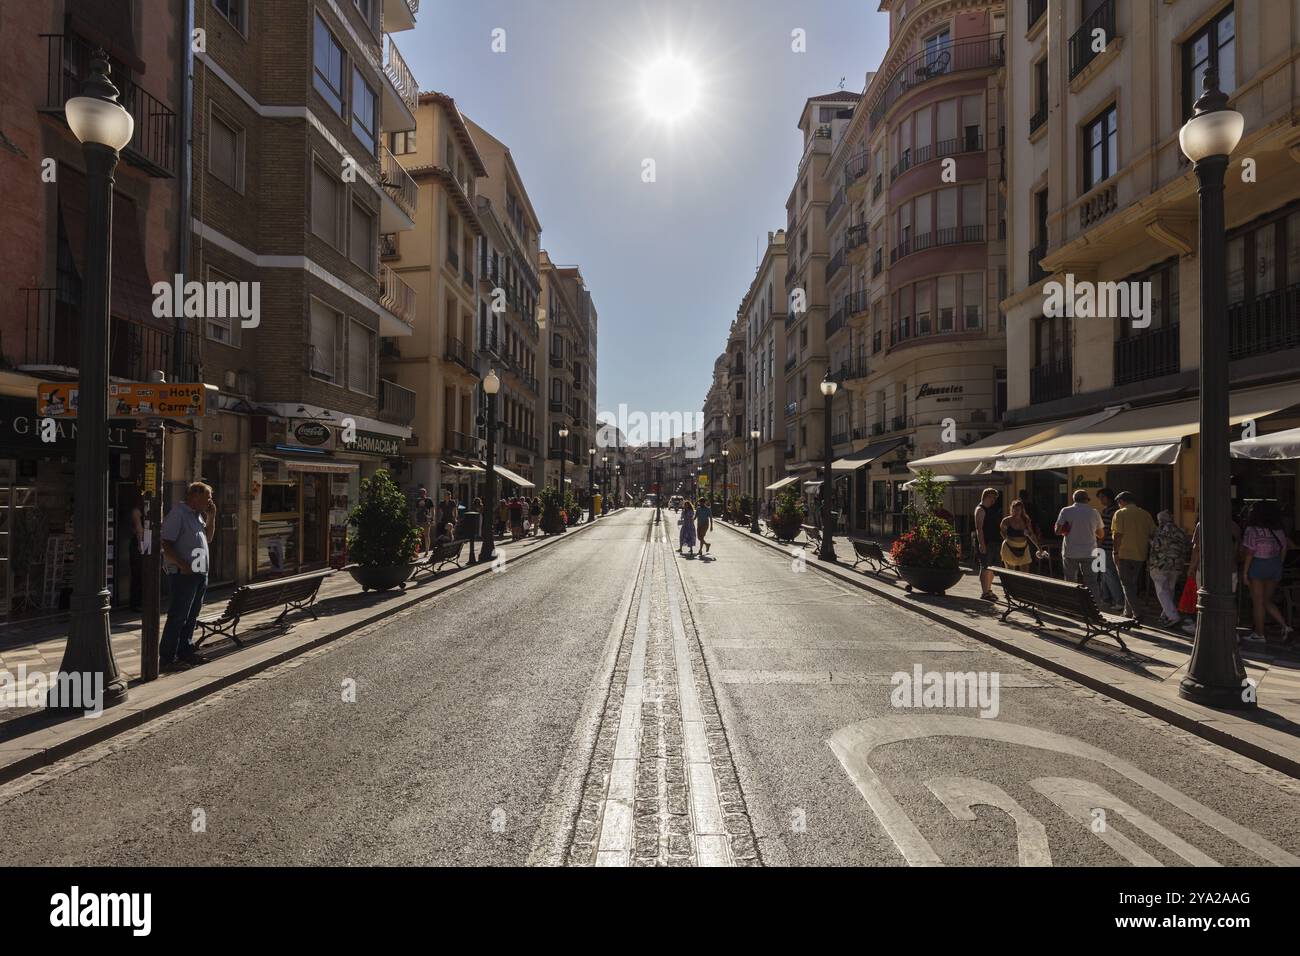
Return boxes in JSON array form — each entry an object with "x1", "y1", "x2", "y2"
[
  {"x1": 909, "y1": 409, "x2": 1122, "y2": 476},
  {"x1": 832, "y1": 437, "x2": 907, "y2": 471},
  {"x1": 1232, "y1": 426, "x2": 1300, "y2": 460},
  {"x1": 282, "y1": 458, "x2": 359, "y2": 475},
  {"x1": 494, "y1": 464, "x2": 536, "y2": 489},
  {"x1": 804, "y1": 480, "x2": 823, "y2": 491},
  {"x1": 902, "y1": 475, "x2": 957, "y2": 490},
  {"x1": 765, "y1": 475, "x2": 800, "y2": 491},
  {"x1": 995, "y1": 382, "x2": 1300, "y2": 472},
  {"x1": 441, "y1": 461, "x2": 485, "y2": 473}
]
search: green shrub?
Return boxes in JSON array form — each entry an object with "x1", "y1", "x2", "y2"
[{"x1": 347, "y1": 470, "x2": 421, "y2": 567}]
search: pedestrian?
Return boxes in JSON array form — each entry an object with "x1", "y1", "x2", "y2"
[
  {"x1": 1240, "y1": 501, "x2": 1295, "y2": 643},
  {"x1": 999, "y1": 499, "x2": 1048, "y2": 571},
  {"x1": 1111, "y1": 491, "x2": 1156, "y2": 622},
  {"x1": 1055, "y1": 489, "x2": 1105, "y2": 603},
  {"x1": 696, "y1": 495, "x2": 714, "y2": 555},
  {"x1": 679, "y1": 498, "x2": 697, "y2": 556},
  {"x1": 1016, "y1": 490, "x2": 1040, "y2": 541},
  {"x1": 414, "y1": 485, "x2": 434, "y2": 553},
  {"x1": 159, "y1": 481, "x2": 217, "y2": 672},
  {"x1": 508, "y1": 495, "x2": 525, "y2": 540},
  {"x1": 435, "y1": 522, "x2": 455, "y2": 547},
  {"x1": 974, "y1": 487, "x2": 1002, "y2": 602},
  {"x1": 1096, "y1": 488, "x2": 1125, "y2": 611},
  {"x1": 1181, "y1": 514, "x2": 1242, "y2": 635},
  {"x1": 438, "y1": 489, "x2": 456, "y2": 531},
  {"x1": 1147, "y1": 511, "x2": 1192, "y2": 628}
]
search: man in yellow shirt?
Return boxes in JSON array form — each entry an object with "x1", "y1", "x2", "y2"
[{"x1": 1111, "y1": 491, "x2": 1156, "y2": 621}]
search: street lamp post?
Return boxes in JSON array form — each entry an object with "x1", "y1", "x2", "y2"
[
  {"x1": 750, "y1": 429, "x2": 761, "y2": 534},
  {"x1": 1177, "y1": 68, "x2": 1251, "y2": 709},
  {"x1": 588, "y1": 446, "x2": 596, "y2": 517},
  {"x1": 819, "y1": 370, "x2": 839, "y2": 563},
  {"x1": 722, "y1": 449, "x2": 729, "y2": 518},
  {"x1": 480, "y1": 370, "x2": 500, "y2": 564},
  {"x1": 54, "y1": 54, "x2": 136, "y2": 709},
  {"x1": 558, "y1": 426, "x2": 569, "y2": 531},
  {"x1": 709, "y1": 456, "x2": 717, "y2": 507},
  {"x1": 602, "y1": 455, "x2": 609, "y2": 513}
]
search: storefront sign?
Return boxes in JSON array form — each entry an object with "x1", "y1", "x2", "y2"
[
  {"x1": 342, "y1": 430, "x2": 402, "y2": 458},
  {"x1": 38, "y1": 383, "x2": 205, "y2": 419},
  {"x1": 290, "y1": 419, "x2": 334, "y2": 449},
  {"x1": 0, "y1": 397, "x2": 129, "y2": 451},
  {"x1": 1072, "y1": 475, "x2": 1104, "y2": 490},
  {"x1": 916, "y1": 383, "x2": 965, "y2": 400}
]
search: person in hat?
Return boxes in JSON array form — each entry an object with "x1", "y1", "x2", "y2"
[{"x1": 1055, "y1": 489, "x2": 1105, "y2": 603}]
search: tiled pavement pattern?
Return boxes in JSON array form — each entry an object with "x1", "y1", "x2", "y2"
[{"x1": 567, "y1": 520, "x2": 758, "y2": 866}]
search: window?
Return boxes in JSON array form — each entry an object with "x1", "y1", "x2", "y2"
[
  {"x1": 351, "y1": 68, "x2": 378, "y2": 154},
  {"x1": 389, "y1": 129, "x2": 416, "y2": 155},
  {"x1": 348, "y1": 319, "x2": 375, "y2": 394},
  {"x1": 208, "y1": 108, "x2": 243, "y2": 191},
  {"x1": 937, "y1": 276, "x2": 956, "y2": 332},
  {"x1": 915, "y1": 282, "x2": 931, "y2": 335},
  {"x1": 205, "y1": 267, "x2": 241, "y2": 346},
  {"x1": 309, "y1": 300, "x2": 343, "y2": 382},
  {"x1": 311, "y1": 161, "x2": 343, "y2": 248},
  {"x1": 1183, "y1": 6, "x2": 1235, "y2": 119},
  {"x1": 925, "y1": 29, "x2": 951, "y2": 73},
  {"x1": 353, "y1": 0, "x2": 378, "y2": 32},
  {"x1": 349, "y1": 201, "x2": 375, "y2": 272},
  {"x1": 961, "y1": 94, "x2": 983, "y2": 148},
  {"x1": 936, "y1": 188, "x2": 955, "y2": 233},
  {"x1": 313, "y1": 15, "x2": 346, "y2": 116},
  {"x1": 1032, "y1": 58, "x2": 1049, "y2": 129},
  {"x1": 1035, "y1": 313, "x2": 1067, "y2": 367},
  {"x1": 213, "y1": 0, "x2": 244, "y2": 32},
  {"x1": 915, "y1": 105, "x2": 932, "y2": 158},
  {"x1": 962, "y1": 184, "x2": 983, "y2": 231},
  {"x1": 1083, "y1": 105, "x2": 1117, "y2": 191},
  {"x1": 937, "y1": 99, "x2": 957, "y2": 146},
  {"x1": 962, "y1": 274, "x2": 983, "y2": 329}
]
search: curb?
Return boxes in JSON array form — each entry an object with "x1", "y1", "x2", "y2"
[
  {"x1": 715, "y1": 520, "x2": 1300, "y2": 781},
  {"x1": 0, "y1": 514, "x2": 608, "y2": 787}
]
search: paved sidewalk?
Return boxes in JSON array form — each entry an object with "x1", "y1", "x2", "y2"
[
  {"x1": 716, "y1": 519, "x2": 1300, "y2": 778},
  {"x1": 0, "y1": 517, "x2": 605, "y2": 783}
]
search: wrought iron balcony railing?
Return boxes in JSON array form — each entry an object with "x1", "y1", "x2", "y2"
[
  {"x1": 1028, "y1": 241, "x2": 1049, "y2": 284},
  {"x1": 1114, "y1": 325, "x2": 1180, "y2": 387},
  {"x1": 1229, "y1": 282, "x2": 1300, "y2": 360},
  {"x1": 868, "y1": 34, "x2": 1005, "y2": 129},
  {"x1": 378, "y1": 378, "x2": 416, "y2": 427},
  {"x1": 1069, "y1": 0, "x2": 1117, "y2": 80},
  {"x1": 383, "y1": 35, "x2": 418, "y2": 114},
  {"x1": 380, "y1": 145, "x2": 418, "y2": 220},
  {"x1": 1030, "y1": 355, "x2": 1073, "y2": 405},
  {"x1": 379, "y1": 264, "x2": 415, "y2": 328}
]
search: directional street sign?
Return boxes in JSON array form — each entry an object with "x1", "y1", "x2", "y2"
[{"x1": 38, "y1": 382, "x2": 206, "y2": 419}]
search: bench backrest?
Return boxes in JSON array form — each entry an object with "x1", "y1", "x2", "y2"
[
  {"x1": 852, "y1": 539, "x2": 885, "y2": 560},
  {"x1": 229, "y1": 572, "x2": 328, "y2": 616},
  {"x1": 434, "y1": 539, "x2": 465, "y2": 561},
  {"x1": 995, "y1": 568, "x2": 1100, "y2": 622}
]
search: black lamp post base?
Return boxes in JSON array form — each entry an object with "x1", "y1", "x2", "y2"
[
  {"x1": 1178, "y1": 673, "x2": 1257, "y2": 710},
  {"x1": 818, "y1": 544, "x2": 838, "y2": 563}
]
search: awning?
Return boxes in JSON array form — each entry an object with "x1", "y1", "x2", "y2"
[
  {"x1": 1232, "y1": 426, "x2": 1300, "y2": 460},
  {"x1": 804, "y1": 480, "x2": 823, "y2": 491},
  {"x1": 995, "y1": 382, "x2": 1300, "y2": 472},
  {"x1": 441, "y1": 461, "x2": 485, "y2": 473},
  {"x1": 832, "y1": 437, "x2": 907, "y2": 471},
  {"x1": 494, "y1": 464, "x2": 535, "y2": 489},
  {"x1": 282, "y1": 458, "x2": 359, "y2": 475},
  {"x1": 909, "y1": 408, "x2": 1123, "y2": 476},
  {"x1": 765, "y1": 475, "x2": 800, "y2": 492},
  {"x1": 902, "y1": 475, "x2": 957, "y2": 490}
]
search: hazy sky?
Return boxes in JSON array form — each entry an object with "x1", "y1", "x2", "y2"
[{"x1": 404, "y1": 1, "x2": 889, "y2": 434}]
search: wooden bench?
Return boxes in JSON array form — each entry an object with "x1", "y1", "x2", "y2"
[
  {"x1": 849, "y1": 538, "x2": 899, "y2": 579},
  {"x1": 802, "y1": 524, "x2": 823, "y2": 550},
  {"x1": 412, "y1": 539, "x2": 467, "y2": 579},
  {"x1": 993, "y1": 567, "x2": 1136, "y2": 652},
  {"x1": 195, "y1": 570, "x2": 331, "y2": 648}
]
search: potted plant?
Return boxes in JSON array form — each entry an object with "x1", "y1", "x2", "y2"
[
  {"x1": 540, "y1": 486, "x2": 567, "y2": 535},
  {"x1": 766, "y1": 486, "x2": 805, "y2": 541},
  {"x1": 346, "y1": 470, "x2": 422, "y2": 591},
  {"x1": 889, "y1": 469, "x2": 963, "y2": 595}
]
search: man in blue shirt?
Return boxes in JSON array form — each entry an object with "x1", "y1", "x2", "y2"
[{"x1": 160, "y1": 482, "x2": 217, "y2": 671}]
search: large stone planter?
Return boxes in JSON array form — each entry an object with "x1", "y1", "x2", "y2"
[
  {"x1": 896, "y1": 564, "x2": 964, "y2": 595},
  {"x1": 348, "y1": 563, "x2": 414, "y2": 592},
  {"x1": 767, "y1": 515, "x2": 803, "y2": 542}
]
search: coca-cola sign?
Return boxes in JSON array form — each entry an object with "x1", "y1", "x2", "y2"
[{"x1": 292, "y1": 420, "x2": 333, "y2": 448}]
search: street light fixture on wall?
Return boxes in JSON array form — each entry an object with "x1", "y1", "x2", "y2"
[
  {"x1": 819, "y1": 370, "x2": 839, "y2": 563},
  {"x1": 1177, "y1": 67, "x2": 1251, "y2": 710},
  {"x1": 54, "y1": 54, "x2": 135, "y2": 709},
  {"x1": 750, "y1": 429, "x2": 761, "y2": 534},
  {"x1": 480, "y1": 369, "x2": 500, "y2": 564}
]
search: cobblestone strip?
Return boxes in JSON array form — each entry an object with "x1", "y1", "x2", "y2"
[
  {"x1": 664, "y1": 529, "x2": 762, "y2": 866},
  {"x1": 567, "y1": 532, "x2": 655, "y2": 866}
]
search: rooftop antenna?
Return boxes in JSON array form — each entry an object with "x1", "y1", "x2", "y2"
[{"x1": 838, "y1": 76, "x2": 846, "y2": 90}]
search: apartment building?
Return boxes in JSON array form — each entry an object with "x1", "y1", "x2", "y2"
[
  {"x1": 190, "y1": 0, "x2": 423, "y2": 582},
  {"x1": 829, "y1": 0, "x2": 1009, "y2": 536},
  {"x1": 385, "y1": 90, "x2": 487, "y2": 502},
  {"x1": 721, "y1": 317, "x2": 748, "y2": 502},
  {"x1": 960, "y1": 0, "x2": 1300, "y2": 531},
  {"x1": 783, "y1": 92, "x2": 860, "y2": 485},
  {"x1": 743, "y1": 230, "x2": 790, "y2": 497},
  {"x1": 0, "y1": 0, "x2": 185, "y2": 614},
  {"x1": 539, "y1": 253, "x2": 598, "y2": 492},
  {"x1": 465, "y1": 116, "x2": 544, "y2": 488}
]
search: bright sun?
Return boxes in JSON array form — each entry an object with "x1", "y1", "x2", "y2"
[{"x1": 638, "y1": 54, "x2": 701, "y2": 123}]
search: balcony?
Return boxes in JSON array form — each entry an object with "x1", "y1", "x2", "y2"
[
  {"x1": 1114, "y1": 325, "x2": 1180, "y2": 387},
  {"x1": 17, "y1": 288, "x2": 184, "y2": 382},
  {"x1": 846, "y1": 290, "x2": 869, "y2": 317},
  {"x1": 1069, "y1": 0, "x2": 1116, "y2": 80},
  {"x1": 826, "y1": 308, "x2": 846, "y2": 339},
  {"x1": 872, "y1": 249, "x2": 883, "y2": 277},
  {"x1": 868, "y1": 34, "x2": 1005, "y2": 130},
  {"x1": 1029, "y1": 101, "x2": 1048, "y2": 135},
  {"x1": 1028, "y1": 241, "x2": 1049, "y2": 285},
  {"x1": 379, "y1": 145, "x2": 417, "y2": 231},
  {"x1": 381, "y1": 36, "x2": 417, "y2": 132},
  {"x1": 548, "y1": 399, "x2": 564, "y2": 414},
  {"x1": 845, "y1": 152, "x2": 869, "y2": 186},
  {"x1": 444, "y1": 430, "x2": 476, "y2": 456},
  {"x1": 872, "y1": 175, "x2": 883, "y2": 200},
  {"x1": 39, "y1": 32, "x2": 177, "y2": 178},
  {"x1": 378, "y1": 378, "x2": 417, "y2": 427},
  {"x1": 1229, "y1": 283, "x2": 1300, "y2": 360},
  {"x1": 785, "y1": 401, "x2": 799, "y2": 418},
  {"x1": 847, "y1": 223, "x2": 870, "y2": 251},
  {"x1": 827, "y1": 189, "x2": 847, "y2": 225},
  {"x1": 383, "y1": 0, "x2": 419, "y2": 32},
  {"x1": 379, "y1": 263, "x2": 415, "y2": 335},
  {"x1": 891, "y1": 416, "x2": 907, "y2": 432},
  {"x1": 891, "y1": 226, "x2": 984, "y2": 265},
  {"x1": 784, "y1": 356, "x2": 797, "y2": 373},
  {"x1": 443, "y1": 336, "x2": 475, "y2": 374},
  {"x1": 826, "y1": 248, "x2": 846, "y2": 283},
  {"x1": 831, "y1": 431, "x2": 849, "y2": 447},
  {"x1": 1030, "y1": 355, "x2": 1073, "y2": 405},
  {"x1": 1079, "y1": 183, "x2": 1118, "y2": 231}
]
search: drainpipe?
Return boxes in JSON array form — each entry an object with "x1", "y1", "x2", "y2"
[{"x1": 176, "y1": 0, "x2": 195, "y2": 383}]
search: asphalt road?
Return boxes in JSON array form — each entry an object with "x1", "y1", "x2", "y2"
[
  {"x1": 4, "y1": 507, "x2": 1300, "y2": 867},
  {"x1": 0, "y1": 512, "x2": 646, "y2": 866}
]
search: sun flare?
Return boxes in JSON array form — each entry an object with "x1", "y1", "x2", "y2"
[{"x1": 638, "y1": 53, "x2": 702, "y2": 123}]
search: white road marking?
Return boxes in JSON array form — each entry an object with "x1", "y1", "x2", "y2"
[
  {"x1": 720, "y1": 670, "x2": 1049, "y2": 687},
  {"x1": 707, "y1": 640, "x2": 972, "y2": 652},
  {"x1": 927, "y1": 777, "x2": 1053, "y2": 867},
  {"x1": 828, "y1": 715, "x2": 1300, "y2": 867}
]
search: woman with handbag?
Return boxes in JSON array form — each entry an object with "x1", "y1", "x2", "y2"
[{"x1": 999, "y1": 499, "x2": 1048, "y2": 573}]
